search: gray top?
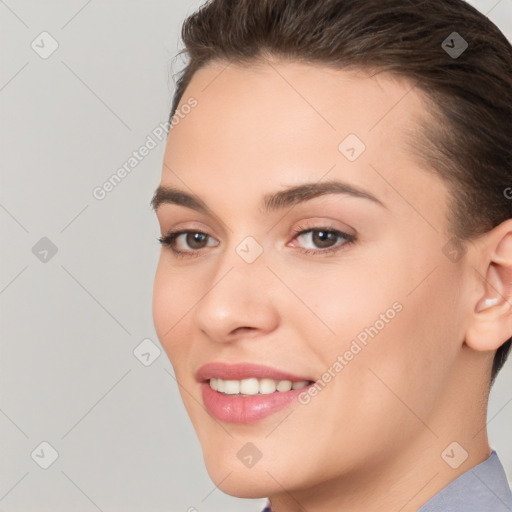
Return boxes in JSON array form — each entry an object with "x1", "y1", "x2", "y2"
[
  {"x1": 260, "y1": 450, "x2": 512, "y2": 511},
  {"x1": 418, "y1": 450, "x2": 512, "y2": 511}
]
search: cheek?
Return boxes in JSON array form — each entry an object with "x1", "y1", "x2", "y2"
[
  {"x1": 287, "y1": 248, "x2": 463, "y2": 418},
  {"x1": 152, "y1": 260, "x2": 194, "y2": 363},
  {"x1": 339, "y1": 262, "x2": 465, "y2": 424},
  {"x1": 279, "y1": 258, "x2": 400, "y2": 345}
]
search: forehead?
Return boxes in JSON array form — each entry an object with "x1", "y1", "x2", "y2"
[
  {"x1": 167, "y1": 60, "x2": 429, "y2": 169},
  {"x1": 159, "y1": 59, "x2": 448, "y2": 231},
  {"x1": 182, "y1": 60, "x2": 426, "y2": 128}
]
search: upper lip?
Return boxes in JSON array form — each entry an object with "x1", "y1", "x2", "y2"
[{"x1": 196, "y1": 362, "x2": 315, "y2": 383}]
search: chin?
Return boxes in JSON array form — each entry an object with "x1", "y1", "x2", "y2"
[
  {"x1": 217, "y1": 481, "x2": 272, "y2": 500},
  {"x1": 201, "y1": 451, "x2": 293, "y2": 499}
]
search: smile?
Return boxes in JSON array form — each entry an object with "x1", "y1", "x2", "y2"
[
  {"x1": 196, "y1": 362, "x2": 316, "y2": 423},
  {"x1": 209, "y1": 377, "x2": 311, "y2": 395}
]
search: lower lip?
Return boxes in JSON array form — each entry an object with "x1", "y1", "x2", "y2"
[{"x1": 200, "y1": 382, "x2": 311, "y2": 423}]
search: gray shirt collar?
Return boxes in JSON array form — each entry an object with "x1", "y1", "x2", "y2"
[{"x1": 419, "y1": 450, "x2": 512, "y2": 511}]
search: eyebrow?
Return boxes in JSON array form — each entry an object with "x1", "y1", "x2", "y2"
[{"x1": 150, "y1": 180, "x2": 385, "y2": 214}]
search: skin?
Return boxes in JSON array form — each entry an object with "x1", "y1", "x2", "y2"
[{"x1": 152, "y1": 59, "x2": 512, "y2": 512}]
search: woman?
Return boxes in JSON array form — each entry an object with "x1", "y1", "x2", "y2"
[{"x1": 151, "y1": 0, "x2": 512, "y2": 510}]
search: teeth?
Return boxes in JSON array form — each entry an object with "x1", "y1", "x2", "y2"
[
  {"x1": 259, "y1": 378, "x2": 276, "y2": 394},
  {"x1": 277, "y1": 380, "x2": 292, "y2": 391},
  {"x1": 208, "y1": 377, "x2": 311, "y2": 395},
  {"x1": 223, "y1": 380, "x2": 240, "y2": 394},
  {"x1": 240, "y1": 378, "x2": 259, "y2": 395}
]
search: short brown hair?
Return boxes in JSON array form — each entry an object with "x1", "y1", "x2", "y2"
[{"x1": 169, "y1": 0, "x2": 512, "y2": 384}]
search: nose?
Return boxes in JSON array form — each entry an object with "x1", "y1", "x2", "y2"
[{"x1": 192, "y1": 249, "x2": 280, "y2": 344}]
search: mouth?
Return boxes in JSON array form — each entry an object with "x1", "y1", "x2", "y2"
[
  {"x1": 208, "y1": 377, "x2": 314, "y2": 396},
  {"x1": 196, "y1": 362, "x2": 317, "y2": 423}
]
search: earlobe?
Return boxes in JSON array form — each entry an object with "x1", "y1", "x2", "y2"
[{"x1": 466, "y1": 226, "x2": 512, "y2": 352}]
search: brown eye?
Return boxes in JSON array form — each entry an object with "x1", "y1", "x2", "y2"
[
  {"x1": 311, "y1": 230, "x2": 338, "y2": 248},
  {"x1": 158, "y1": 230, "x2": 219, "y2": 256},
  {"x1": 186, "y1": 232, "x2": 209, "y2": 249},
  {"x1": 292, "y1": 226, "x2": 356, "y2": 255}
]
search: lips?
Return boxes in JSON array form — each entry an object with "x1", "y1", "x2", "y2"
[{"x1": 196, "y1": 362, "x2": 316, "y2": 424}]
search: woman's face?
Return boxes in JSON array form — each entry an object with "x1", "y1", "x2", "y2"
[{"x1": 152, "y1": 61, "x2": 474, "y2": 497}]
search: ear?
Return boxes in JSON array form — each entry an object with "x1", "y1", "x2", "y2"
[{"x1": 466, "y1": 220, "x2": 512, "y2": 352}]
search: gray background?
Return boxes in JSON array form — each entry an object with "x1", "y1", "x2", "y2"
[{"x1": 0, "y1": 1, "x2": 511, "y2": 511}]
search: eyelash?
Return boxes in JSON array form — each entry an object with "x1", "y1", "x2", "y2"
[{"x1": 157, "y1": 225, "x2": 356, "y2": 259}]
